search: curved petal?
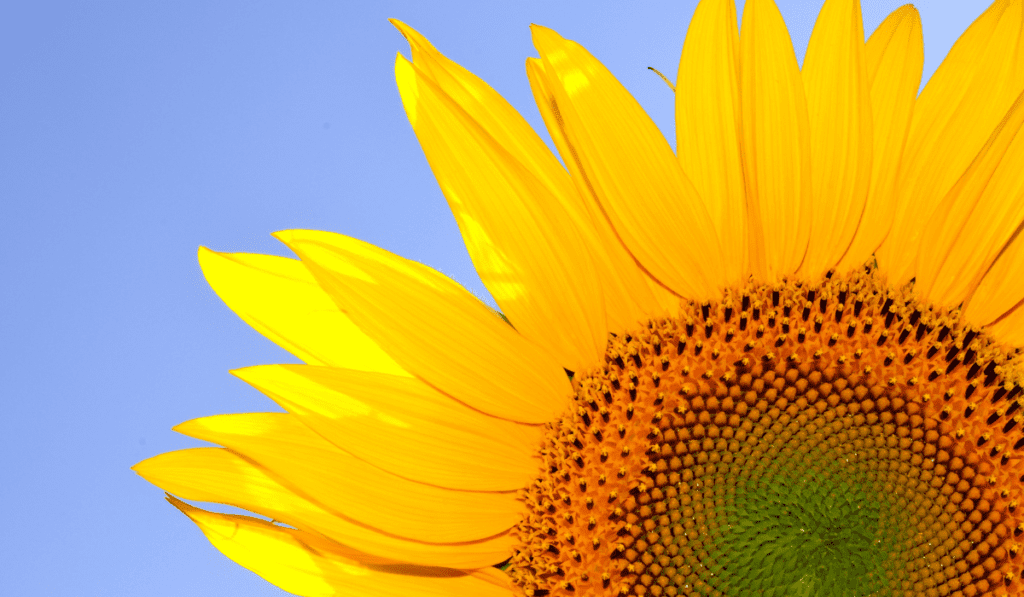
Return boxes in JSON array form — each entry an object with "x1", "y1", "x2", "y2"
[
  {"x1": 982, "y1": 289, "x2": 1024, "y2": 347},
  {"x1": 877, "y1": 0, "x2": 1024, "y2": 284},
  {"x1": 393, "y1": 21, "x2": 670, "y2": 333},
  {"x1": 525, "y1": 56, "x2": 681, "y2": 322},
  {"x1": 134, "y1": 448, "x2": 513, "y2": 568},
  {"x1": 233, "y1": 364, "x2": 543, "y2": 492},
  {"x1": 739, "y1": 0, "x2": 813, "y2": 281},
  {"x1": 675, "y1": 0, "x2": 748, "y2": 286},
  {"x1": 530, "y1": 25, "x2": 726, "y2": 301},
  {"x1": 274, "y1": 230, "x2": 571, "y2": 425},
  {"x1": 395, "y1": 52, "x2": 605, "y2": 371},
  {"x1": 962, "y1": 198, "x2": 1024, "y2": 346},
  {"x1": 799, "y1": 0, "x2": 872, "y2": 278},
  {"x1": 173, "y1": 413, "x2": 523, "y2": 544},
  {"x1": 915, "y1": 92, "x2": 1024, "y2": 309},
  {"x1": 390, "y1": 20, "x2": 576, "y2": 208},
  {"x1": 838, "y1": 4, "x2": 923, "y2": 271},
  {"x1": 197, "y1": 248, "x2": 407, "y2": 376},
  {"x1": 167, "y1": 497, "x2": 514, "y2": 597}
]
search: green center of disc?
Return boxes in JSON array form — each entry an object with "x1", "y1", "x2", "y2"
[{"x1": 705, "y1": 468, "x2": 894, "y2": 597}]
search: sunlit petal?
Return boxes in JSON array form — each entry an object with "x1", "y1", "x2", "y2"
[
  {"x1": 531, "y1": 25, "x2": 726, "y2": 300},
  {"x1": 169, "y1": 497, "x2": 513, "y2": 597},
  {"x1": 275, "y1": 229, "x2": 571, "y2": 424},
  {"x1": 878, "y1": 0, "x2": 1024, "y2": 284},
  {"x1": 739, "y1": 0, "x2": 812, "y2": 280}
]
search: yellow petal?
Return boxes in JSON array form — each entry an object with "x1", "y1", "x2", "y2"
[
  {"x1": 395, "y1": 52, "x2": 605, "y2": 371},
  {"x1": 739, "y1": 0, "x2": 813, "y2": 281},
  {"x1": 197, "y1": 248, "x2": 407, "y2": 376},
  {"x1": 675, "y1": 0, "x2": 748, "y2": 286},
  {"x1": 174, "y1": 413, "x2": 523, "y2": 543},
  {"x1": 233, "y1": 364, "x2": 542, "y2": 492},
  {"x1": 530, "y1": 25, "x2": 726, "y2": 300},
  {"x1": 394, "y1": 21, "x2": 670, "y2": 333},
  {"x1": 982, "y1": 283, "x2": 1024, "y2": 347},
  {"x1": 959, "y1": 159, "x2": 1024, "y2": 346},
  {"x1": 838, "y1": 4, "x2": 923, "y2": 271},
  {"x1": 274, "y1": 230, "x2": 571, "y2": 424},
  {"x1": 877, "y1": 0, "x2": 1024, "y2": 284},
  {"x1": 134, "y1": 448, "x2": 513, "y2": 568},
  {"x1": 168, "y1": 497, "x2": 513, "y2": 597},
  {"x1": 525, "y1": 56, "x2": 681, "y2": 323},
  {"x1": 915, "y1": 92, "x2": 1024, "y2": 309},
  {"x1": 390, "y1": 20, "x2": 576, "y2": 207},
  {"x1": 800, "y1": 0, "x2": 872, "y2": 278},
  {"x1": 965, "y1": 228, "x2": 1024, "y2": 335}
]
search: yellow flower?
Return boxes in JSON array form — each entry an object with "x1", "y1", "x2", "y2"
[{"x1": 134, "y1": 0, "x2": 1024, "y2": 596}]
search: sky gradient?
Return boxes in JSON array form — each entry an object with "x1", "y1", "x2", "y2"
[{"x1": 0, "y1": 1, "x2": 991, "y2": 594}]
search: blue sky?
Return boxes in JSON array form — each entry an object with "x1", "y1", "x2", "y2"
[{"x1": 0, "y1": 1, "x2": 990, "y2": 594}]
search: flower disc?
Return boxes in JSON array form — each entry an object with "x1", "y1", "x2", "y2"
[{"x1": 510, "y1": 268, "x2": 1024, "y2": 597}]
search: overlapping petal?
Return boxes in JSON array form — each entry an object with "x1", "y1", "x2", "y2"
[
  {"x1": 675, "y1": 0, "x2": 748, "y2": 286},
  {"x1": 739, "y1": 0, "x2": 813, "y2": 280},
  {"x1": 970, "y1": 242, "x2": 1024, "y2": 346},
  {"x1": 134, "y1": 448, "x2": 514, "y2": 568},
  {"x1": 274, "y1": 229, "x2": 571, "y2": 424},
  {"x1": 233, "y1": 364, "x2": 542, "y2": 492},
  {"x1": 838, "y1": 4, "x2": 923, "y2": 271},
  {"x1": 530, "y1": 25, "x2": 726, "y2": 301},
  {"x1": 800, "y1": 0, "x2": 872, "y2": 278},
  {"x1": 524, "y1": 57, "x2": 682, "y2": 318},
  {"x1": 395, "y1": 50, "x2": 605, "y2": 371},
  {"x1": 174, "y1": 413, "x2": 523, "y2": 544},
  {"x1": 915, "y1": 92, "x2": 1024, "y2": 310},
  {"x1": 393, "y1": 20, "x2": 676, "y2": 331},
  {"x1": 963, "y1": 192, "x2": 1024, "y2": 347},
  {"x1": 168, "y1": 497, "x2": 513, "y2": 597},
  {"x1": 390, "y1": 20, "x2": 574, "y2": 198},
  {"x1": 980, "y1": 268, "x2": 1024, "y2": 345},
  {"x1": 198, "y1": 248, "x2": 407, "y2": 375},
  {"x1": 878, "y1": 0, "x2": 1024, "y2": 284}
]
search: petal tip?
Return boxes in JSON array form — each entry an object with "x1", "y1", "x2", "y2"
[
  {"x1": 171, "y1": 417, "x2": 203, "y2": 437},
  {"x1": 529, "y1": 23, "x2": 559, "y2": 45},
  {"x1": 389, "y1": 19, "x2": 423, "y2": 48},
  {"x1": 395, "y1": 51, "x2": 414, "y2": 71},
  {"x1": 893, "y1": 4, "x2": 921, "y2": 23},
  {"x1": 165, "y1": 494, "x2": 203, "y2": 523},
  {"x1": 228, "y1": 365, "x2": 257, "y2": 382},
  {"x1": 132, "y1": 454, "x2": 167, "y2": 482},
  {"x1": 196, "y1": 245, "x2": 222, "y2": 270},
  {"x1": 272, "y1": 229, "x2": 312, "y2": 249}
]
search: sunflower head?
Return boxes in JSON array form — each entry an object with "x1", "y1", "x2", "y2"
[
  {"x1": 510, "y1": 270, "x2": 1024, "y2": 597},
  {"x1": 135, "y1": 1, "x2": 1024, "y2": 597}
]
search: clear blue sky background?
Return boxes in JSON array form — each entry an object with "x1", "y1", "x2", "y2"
[{"x1": 0, "y1": 1, "x2": 990, "y2": 595}]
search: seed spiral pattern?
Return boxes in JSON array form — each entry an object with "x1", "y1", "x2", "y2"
[{"x1": 509, "y1": 267, "x2": 1024, "y2": 597}]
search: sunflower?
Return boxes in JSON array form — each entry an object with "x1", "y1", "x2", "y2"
[{"x1": 134, "y1": 0, "x2": 1024, "y2": 595}]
